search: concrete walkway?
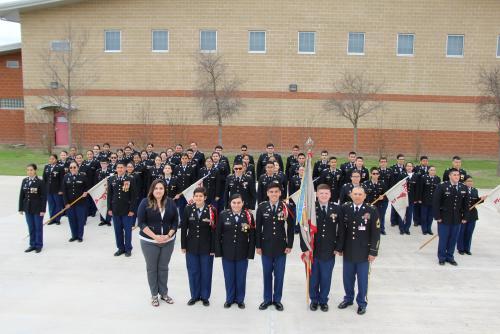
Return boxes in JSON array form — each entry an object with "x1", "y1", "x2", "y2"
[{"x1": 1, "y1": 176, "x2": 499, "y2": 334}]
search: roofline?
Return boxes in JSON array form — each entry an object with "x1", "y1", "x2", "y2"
[
  {"x1": 0, "y1": 0, "x2": 84, "y2": 22},
  {"x1": 0, "y1": 42, "x2": 22, "y2": 55}
]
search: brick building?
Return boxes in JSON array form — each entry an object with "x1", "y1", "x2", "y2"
[
  {"x1": 0, "y1": 43, "x2": 24, "y2": 144},
  {"x1": 0, "y1": 0, "x2": 499, "y2": 156}
]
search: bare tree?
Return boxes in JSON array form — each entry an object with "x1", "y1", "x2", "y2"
[
  {"x1": 476, "y1": 66, "x2": 500, "y2": 176},
  {"x1": 195, "y1": 53, "x2": 244, "y2": 146},
  {"x1": 324, "y1": 71, "x2": 384, "y2": 151},
  {"x1": 135, "y1": 100, "x2": 153, "y2": 149},
  {"x1": 39, "y1": 23, "x2": 96, "y2": 148}
]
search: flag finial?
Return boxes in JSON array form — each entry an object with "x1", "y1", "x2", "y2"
[{"x1": 305, "y1": 137, "x2": 314, "y2": 156}]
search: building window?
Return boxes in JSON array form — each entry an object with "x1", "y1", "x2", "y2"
[
  {"x1": 249, "y1": 31, "x2": 266, "y2": 53},
  {"x1": 0, "y1": 98, "x2": 24, "y2": 109},
  {"x1": 348, "y1": 32, "x2": 365, "y2": 55},
  {"x1": 497, "y1": 35, "x2": 500, "y2": 58},
  {"x1": 152, "y1": 30, "x2": 169, "y2": 52},
  {"x1": 6, "y1": 60, "x2": 20, "y2": 68},
  {"x1": 105, "y1": 30, "x2": 121, "y2": 52},
  {"x1": 51, "y1": 40, "x2": 70, "y2": 52},
  {"x1": 397, "y1": 33, "x2": 414, "y2": 56},
  {"x1": 200, "y1": 30, "x2": 217, "y2": 52},
  {"x1": 298, "y1": 31, "x2": 315, "y2": 54},
  {"x1": 447, "y1": 35, "x2": 464, "y2": 57}
]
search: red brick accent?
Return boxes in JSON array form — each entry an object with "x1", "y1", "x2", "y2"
[
  {"x1": 23, "y1": 88, "x2": 484, "y2": 104},
  {"x1": 0, "y1": 52, "x2": 23, "y2": 98},
  {"x1": 0, "y1": 109, "x2": 25, "y2": 143},
  {"x1": 23, "y1": 122, "x2": 498, "y2": 157}
]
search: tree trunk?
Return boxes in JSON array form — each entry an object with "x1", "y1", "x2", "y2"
[
  {"x1": 353, "y1": 125, "x2": 358, "y2": 152},
  {"x1": 218, "y1": 116, "x2": 223, "y2": 146},
  {"x1": 67, "y1": 110, "x2": 72, "y2": 148}
]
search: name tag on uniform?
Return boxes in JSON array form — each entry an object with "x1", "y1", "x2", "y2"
[
  {"x1": 358, "y1": 226, "x2": 366, "y2": 231},
  {"x1": 202, "y1": 218, "x2": 211, "y2": 223},
  {"x1": 224, "y1": 221, "x2": 231, "y2": 226},
  {"x1": 76, "y1": 181, "x2": 83, "y2": 184},
  {"x1": 189, "y1": 216, "x2": 195, "y2": 221},
  {"x1": 263, "y1": 213, "x2": 270, "y2": 217}
]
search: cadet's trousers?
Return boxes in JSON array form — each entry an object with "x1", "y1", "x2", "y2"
[
  {"x1": 457, "y1": 220, "x2": 476, "y2": 253},
  {"x1": 222, "y1": 258, "x2": 248, "y2": 304},
  {"x1": 437, "y1": 223, "x2": 460, "y2": 262},
  {"x1": 25, "y1": 213, "x2": 43, "y2": 249},
  {"x1": 400, "y1": 203, "x2": 414, "y2": 233},
  {"x1": 176, "y1": 196, "x2": 188, "y2": 219},
  {"x1": 113, "y1": 215, "x2": 134, "y2": 252},
  {"x1": 420, "y1": 204, "x2": 434, "y2": 234},
  {"x1": 309, "y1": 257, "x2": 335, "y2": 305},
  {"x1": 186, "y1": 252, "x2": 214, "y2": 301},
  {"x1": 47, "y1": 193, "x2": 63, "y2": 223},
  {"x1": 413, "y1": 203, "x2": 422, "y2": 225},
  {"x1": 261, "y1": 254, "x2": 287, "y2": 303},
  {"x1": 376, "y1": 201, "x2": 388, "y2": 233},
  {"x1": 342, "y1": 259, "x2": 369, "y2": 308},
  {"x1": 140, "y1": 239, "x2": 175, "y2": 297},
  {"x1": 67, "y1": 204, "x2": 87, "y2": 239}
]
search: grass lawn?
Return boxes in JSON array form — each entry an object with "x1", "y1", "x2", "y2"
[{"x1": 1, "y1": 147, "x2": 499, "y2": 189}]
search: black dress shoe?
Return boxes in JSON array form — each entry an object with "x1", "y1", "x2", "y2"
[
  {"x1": 24, "y1": 246, "x2": 36, "y2": 253},
  {"x1": 320, "y1": 304, "x2": 329, "y2": 312},
  {"x1": 405, "y1": 231, "x2": 410, "y2": 235},
  {"x1": 357, "y1": 306, "x2": 366, "y2": 315},
  {"x1": 458, "y1": 251, "x2": 465, "y2": 255},
  {"x1": 69, "y1": 237, "x2": 77, "y2": 242},
  {"x1": 114, "y1": 250, "x2": 125, "y2": 256},
  {"x1": 310, "y1": 302, "x2": 318, "y2": 311},
  {"x1": 428, "y1": 231, "x2": 434, "y2": 235},
  {"x1": 106, "y1": 222, "x2": 112, "y2": 226},
  {"x1": 381, "y1": 231, "x2": 386, "y2": 235},
  {"x1": 224, "y1": 302, "x2": 232, "y2": 308},
  {"x1": 35, "y1": 248, "x2": 42, "y2": 253},
  {"x1": 446, "y1": 259, "x2": 458, "y2": 266},
  {"x1": 439, "y1": 261, "x2": 445, "y2": 265},
  {"x1": 423, "y1": 232, "x2": 428, "y2": 235},
  {"x1": 77, "y1": 238, "x2": 83, "y2": 242},
  {"x1": 125, "y1": 252, "x2": 131, "y2": 257},
  {"x1": 274, "y1": 302, "x2": 284, "y2": 311},
  {"x1": 47, "y1": 221, "x2": 56, "y2": 225},
  {"x1": 187, "y1": 299, "x2": 198, "y2": 306},
  {"x1": 202, "y1": 299, "x2": 210, "y2": 306},
  {"x1": 238, "y1": 302, "x2": 245, "y2": 309},
  {"x1": 55, "y1": 222, "x2": 61, "y2": 225},
  {"x1": 399, "y1": 231, "x2": 404, "y2": 235},
  {"x1": 259, "y1": 301, "x2": 272, "y2": 310},
  {"x1": 338, "y1": 301, "x2": 353, "y2": 309},
  {"x1": 98, "y1": 222, "x2": 106, "y2": 226},
  {"x1": 465, "y1": 251, "x2": 472, "y2": 255}
]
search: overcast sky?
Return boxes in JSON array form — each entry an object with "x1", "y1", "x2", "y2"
[{"x1": 0, "y1": 0, "x2": 22, "y2": 46}]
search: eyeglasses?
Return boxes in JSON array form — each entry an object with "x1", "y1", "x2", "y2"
[
  {"x1": 69, "y1": 166, "x2": 77, "y2": 169},
  {"x1": 241, "y1": 149, "x2": 247, "y2": 152},
  {"x1": 372, "y1": 172, "x2": 379, "y2": 175},
  {"x1": 234, "y1": 167, "x2": 243, "y2": 170}
]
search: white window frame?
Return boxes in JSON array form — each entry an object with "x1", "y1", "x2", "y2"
[
  {"x1": 199, "y1": 30, "x2": 217, "y2": 53},
  {"x1": 104, "y1": 30, "x2": 122, "y2": 53},
  {"x1": 397, "y1": 33, "x2": 415, "y2": 57},
  {"x1": 497, "y1": 35, "x2": 500, "y2": 58},
  {"x1": 446, "y1": 34, "x2": 464, "y2": 58},
  {"x1": 347, "y1": 32, "x2": 365, "y2": 55},
  {"x1": 298, "y1": 31, "x2": 316, "y2": 54},
  {"x1": 6, "y1": 60, "x2": 20, "y2": 68},
  {"x1": 248, "y1": 31, "x2": 266, "y2": 54},
  {"x1": 0, "y1": 98, "x2": 24, "y2": 110},
  {"x1": 50, "y1": 40, "x2": 71, "y2": 52},
  {"x1": 151, "y1": 30, "x2": 169, "y2": 53}
]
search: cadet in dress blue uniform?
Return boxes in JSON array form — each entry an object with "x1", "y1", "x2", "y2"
[
  {"x1": 182, "y1": 187, "x2": 217, "y2": 306},
  {"x1": 256, "y1": 183, "x2": 294, "y2": 311},
  {"x1": 300, "y1": 184, "x2": 342, "y2": 312},
  {"x1": 457, "y1": 176, "x2": 485, "y2": 256},
  {"x1": 362, "y1": 167, "x2": 388, "y2": 235},
  {"x1": 313, "y1": 150, "x2": 329, "y2": 179},
  {"x1": 317, "y1": 157, "x2": 342, "y2": 203},
  {"x1": 174, "y1": 153, "x2": 196, "y2": 214},
  {"x1": 338, "y1": 170, "x2": 362, "y2": 204},
  {"x1": 147, "y1": 156, "x2": 164, "y2": 190},
  {"x1": 212, "y1": 151, "x2": 229, "y2": 211},
  {"x1": 257, "y1": 162, "x2": 281, "y2": 204},
  {"x1": 389, "y1": 154, "x2": 406, "y2": 227},
  {"x1": 216, "y1": 193, "x2": 256, "y2": 309},
  {"x1": 417, "y1": 166, "x2": 440, "y2": 235},
  {"x1": 199, "y1": 159, "x2": 222, "y2": 204},
  {"x1": 399, "y1": 162, "x2": 420, "y2": 235},
  {"x1": 62, "y1": 161, "x2": 89, "y2": 242},
  {"x1": 242, "y1": 154, "x2": 256, "y2": 184},
  {"x1": 190, "y1": 142, "x2": 206, "y2": 172},
  {"x1": 344, "y1": 157, "x2": 369, "y2": 184},
  {"x1": 82, "y1": 150, "x2": 100, "y2": 217},
  {"x1": 224, "y1": 162, "x2": 256, "y2": 210},
  {"x1": 95, "y1": 158, "x2": 113, "y2": 226},
  {"x1": 256, "y1": 143, "x2": 284, "y2": 176},
  {"x1": 284, "y1": 145, "x2": 300, "y2": 180},
  {"x1": 43, "y1": 154, "x2": 65, "y2": 225},
  {"x1": 433, "y1": 169, "x2": 468, "y2": 266},
  {"x1": 442, "y1": 156, "x2": 468, "y2": 183},
  {"x1": 19, "y1": 163, "x2": 47, "y2": 253},
  {"x1": 337, "y1": 186, "x2": 380, "y2": 315},
  {"x1": 233, "y1": 144, "x2": 255, "y2": 166},
  {"x1": 340, "y1": 151, "x2": 357, "y2": 186},
  {"x1": 107, "y1": 162, "x2": 137, "y2": 257},
  {"x1": 160, "y1": 164, "x2": 180, "y2": 200}
]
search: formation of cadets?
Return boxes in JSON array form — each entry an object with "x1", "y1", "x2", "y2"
[{"x1": 19, "y1": 142, "x2": 485, "y2": 313}]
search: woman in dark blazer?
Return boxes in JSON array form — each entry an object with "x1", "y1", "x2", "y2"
[
  {"x1": 137, "y1": 179, "x2": 179, "y2": 307},
  {"x1": 215, "y1": 193, "x2": 255, "y2": 309},
  {"x1": 19, "y1": 163, "x2": 47, "y2": 253},
  {"x1": 181, "y1": 187, "x2": 217, "y2": 306}
]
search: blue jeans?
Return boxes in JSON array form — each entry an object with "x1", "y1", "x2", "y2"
[
  {"x1": 25, "y1": 213, "x2": 43, "y2": 249},
  {"x1": 222, "y1": 258, "x2": 248, "y2": 304},
  {"x1": 437, "y1": 223, "x2": 460, "y2": 262},
  {"x1": 112, "y1": 215, "x2": 134, "y2": 252},
  {"x1": 309, "y1": 257, "x2": 335, "y2": 304},
  {"x1": 457, "y1": 220, "x2": 476, "y2": 253},
  {"x1": 67, "y1": 204, "x2": 87, "y2": 239},
  {"x1": 343, "y1": 259, "x2": 370, "y2": 308},
  {"x1": 261, "y1": 254, "x2": 287, "y2": 303},
  {"x1": 186, "y1": 253, "x2": 214, "y2": 300},
  {"x1": 47, "y1": 193, "x2": 63, "y2": 223}
]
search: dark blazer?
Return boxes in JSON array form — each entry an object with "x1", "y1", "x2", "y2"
[
  {"x1": 318, "y1": 168, "x2": 343, "y2": 202},
  {"x1": 336, "y1": 203, "x2": 380, "y2": 263},
  {"x1": 418, "y1": 175, "x2": 441, "y2": 206},
  {"x1": 159, "y1": 175, "x2": 179, "y2": 199},
  {"x1": 432, "y1": 181, "x2": 468, "y2": 225},
  {"x1": 107, "y1": 174, "x2": 138, "y2": 216},
  {"x1": 362, "y1": 180, "x2": 387, "y2": 204},
  {"x1": 257, "y1": 174, "x2": 281, "y2": 203},
  {"x1": 300, "y1": 202, "x2": 343, "y2": 261},
  {"x1": 255, "y1": 201, "x2": 294, "y2": 257},
  {"x1": 256, "y1": 153, "x2": 284, "y2": 176},
  {"x1": 199, "y1": 167, "x2": 222, "y2": 203},
  {"x1": 62, "y1": 173, "x2": 88, "y2": 206},
  {"x1": 224, "y1": 174, "x2": 256, "y2": 210},
  {"x1": 19, "y1": 176, "x2": 47, "y2": 214},
  {"x1": 174, "y1": 164, "x2": 196, "y2": 192},
  {"x1": 137, "y1": 197, "x2": 178, "y2": 240},
  {"x1": 181, "y1": 204, "x2": 217, "y2": 255},
  {"x1": 465, "y1": 187, "x2": 480, "y2": 222},
  {"x1": 42, "y1": 163, "x2": 65, "y2": 194},
  {"x1": 215, "y1": 209, "x2": 255, "y2": 261}
]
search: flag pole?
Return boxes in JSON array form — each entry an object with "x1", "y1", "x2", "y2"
[{"x1": 306, "y1": 258, "x2": 310, "y2": 307}]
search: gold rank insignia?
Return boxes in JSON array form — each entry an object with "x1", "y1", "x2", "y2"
[
  {"x1": 123, "y1": 181, "x2": 130, "y2": 192},
  {"x1": 363, "y1": 213, "x2": 371, "y2": 220},
  {"x1": 376, "y1": 219, "x2": 381, "y2": 229},
  {"x1": 241, "y1": 223, "x2": 250, "y2": 232}
]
